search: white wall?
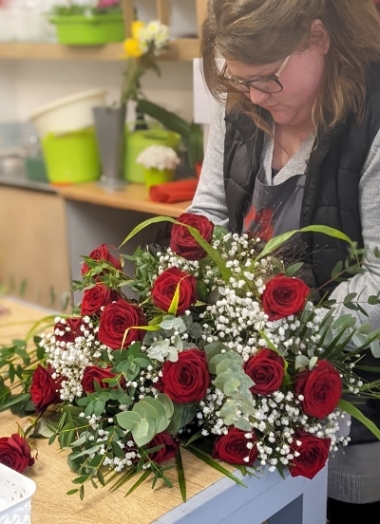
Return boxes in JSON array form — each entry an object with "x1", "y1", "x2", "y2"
[
  {"x1": 0, "y1": 59, "x2": 194, "y2": 123},
  {"x1": 0, "y1": 62, "x2": 17, "y2": 121}
]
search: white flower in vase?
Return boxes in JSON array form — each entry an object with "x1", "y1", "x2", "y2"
[{"x1": 136, "y1": 145, "x2": 180, "y2": 172}]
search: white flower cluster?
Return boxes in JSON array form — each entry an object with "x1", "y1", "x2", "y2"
[
  {"x1": 138, "y1": 20, "x2": 170, "y2": 56},
  {"x1": 41, "y1": 316, "x2": 111, "y2": 402},
  {"x1": 136, "y1": 145, "x2": 180, "y2": 171}
]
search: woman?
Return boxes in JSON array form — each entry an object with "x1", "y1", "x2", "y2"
[{"x1": 187, "y1": 0, "x2": 380, "y2": 521}]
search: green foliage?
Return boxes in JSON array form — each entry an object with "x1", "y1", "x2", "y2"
[
  {"x1": 116, "y1": 394, "x2": 174, "y2": 446},
  {"x1": 136, "y1": 98, "x2": 204, "y2": 168}
]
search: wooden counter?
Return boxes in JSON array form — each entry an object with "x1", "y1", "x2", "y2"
[
  {"x1": 0, "y1": 185, "x2": 71, "y2": 310},
  {"x1": 57, "y1": 182, "x2": 191, "y2": 217}
]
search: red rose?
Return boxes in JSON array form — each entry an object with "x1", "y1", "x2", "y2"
[
  {"x1": 80, "y1": 283, "x2": 121, "y2": 316},
  {"x1": 158, "y1": 348, "x2": 210, "y2": 403},
  {"x1": 289, "y1": 431, "x2": 330, "y2": 479},
  {"x1": 81, "y1": 243, "x2": 121, "y2": 275},
  {"x1": 54, "y1": 317, "x2": 83, "y2": 344},
  {"x1": 81, "y1": 366, "x2": 116, "y2": 393},
  {"x1": 170, "y1": 213, "x2": 214, "y2": 261},
  {"x1": 147, "y1": 431, "x2": 179, "y2": 464},
  {"x1": 0, "y1": 434, "x2": 35, "y2": 473},
  {"x1": 152, "y1": 267, "x2": 197, "y2": 316},
  {"x1": 212, "y1": 427, "x2": 258, "y2": 466},
  {"x1": 261, "y1": 275, "x2": 310, "y2": 321},
  {"x1": 243, "y1": 348, "x2": 285, "y2": 395},
  {"x1": 294, "y1": 360, "x2": 342, "y2": 419},
  {"x1": 30, "y1": 364, "x2": 63, "y2": 412},
  {"x1": 98, "y1": 299, "x2": 147, "y2": 350}
]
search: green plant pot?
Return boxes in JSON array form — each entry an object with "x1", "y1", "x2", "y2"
[
  {"x1": 143, "y1": 168, "x2": 175, "y2": 188},
  {"x1": 124, "y1": 129, "x2": 181, "y2": 184},
  {"x1": 50, "y1": 14, "x2": 125, "y2": 45},
  {"x1": 41, "y1": 128, "x2": 100, "y2": 185}
]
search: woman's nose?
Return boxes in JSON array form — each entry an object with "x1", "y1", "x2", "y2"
[{"x1": 246, "y1": 87, "x2": 271, "y2": 106}]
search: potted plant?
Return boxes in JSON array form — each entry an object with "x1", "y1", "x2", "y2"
[
  {"x1": 136, "y1": 145, "x2": 180, "y2": 188},
  {"x1": 93, "y1": 18, "x2": 174, "y2": 188},
  {"x1": 49, "y1": 0, "x2": 125, "y2": 46},
  {"x1": 93, "y1": 18, "x2": 203, "y2": 188}
]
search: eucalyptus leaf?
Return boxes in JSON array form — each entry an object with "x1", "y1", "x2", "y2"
[
  {"x1": 234, "y1": 418, "x2": 254, "y2": 432},
  {"x1": 116, "y1": 411, "x2": 141, "y2": 431},
  {"x1": 167, "y1": 403, "x2": 197, "y2": 434},
  {"x1": 370, "y1": 339, "x2": 380, "y2": 358},
  {"x1": 137, "y1": 397, "x2": 170, "y2": 434},
  {"x1": 295, "y1": 355, "x2": 310, "y2": 370},
  {"x1": 132, "y1": 418, "x2": 155, "y2": 447},
  {"x1": 156, "y1": 393, "x2": 175, "y2": 421},
  {"x1": 204, "y1": 341, "x2": 229, "y2": 362}
]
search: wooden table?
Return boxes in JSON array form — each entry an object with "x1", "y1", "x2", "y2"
[
  {"x1": 57, "y1": 182, "x2": 191, "y2": 217},
  {"x1": 0, "y1": 298, "x2": 328, "y2": 524}
]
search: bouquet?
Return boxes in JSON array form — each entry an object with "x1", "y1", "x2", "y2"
[{"x1": 1, "y1": 213, "x2": 380, "y2": 500}]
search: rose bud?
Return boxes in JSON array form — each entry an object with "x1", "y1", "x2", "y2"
[
  {"x1": 170, "y1": 213, "x2": 214, "y2": 261},
  {"x1": 212, "y1": 427, "x2": 258, "y2": 466},
  {"x1": 0, "y1": 434, "x2": 35, "y2": 473},
  {"x1": 80, "y1": 283, "x2": 121, "y2": 317},
  {"x1": 243, "y1": 348, "x2": 285, "y2": 395},
  {"x1": 294, "y1": 360, "x2": 342, "y2": 419},
  {"x1": 157, "y1": 348, "x2": 209, "y2": 403},
  {"x1": 147, "y1": 432, "x2": 179, "y2": 464},
  {"x1": 98, "y1": 299, "x2": 147, "y2": 350},
  {"x1": 289, "y1": 431, "x2": 331, "y2": 479},
  {"x1": 54, "y1": 317, "x2": 84, "y2": 345},
  {"x1": 81, "y1": 366, "x2": 116, "y2": 393},
  {"x1": 81, "y1": 243, "x2": 121, "y2": 276},
  {"x1": 30, "y1": 364, "x2": 63, "y2": 412},
  {"x1": 261, "y1": 274, "x2": 310, "y2": 321},
  {"x1": 151, "y1": 267, "x2": 197, "y2": 316}
]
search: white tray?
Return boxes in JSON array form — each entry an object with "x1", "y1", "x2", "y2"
[{"x1": 0, "y1": 464, "x2": 36, "y2": 524}]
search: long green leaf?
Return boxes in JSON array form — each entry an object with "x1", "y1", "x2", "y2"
[
  {"x1": 168, "y1": 281, "x2": 181, "y2": 316},
  {"x1": 0, "y1": 393, "x2": 30, "y2": 413},
  {"x1": 338, "y1": 399, "x2": 380, "y2": 440},
  {"x1": 176, "y1": 447, "x2": 186, "y2": 502},
  {"x1": 125, "y1": 469, "x2": 151, "y2": 497},
  {"x1": 136, "y1": 98, "x2": 192, "y2": 139},
  {"x1": 254, "y1": 225, "x2": 353, "y2": 262},
  {"x1": 187, "y1": 445, "x2": 247, "y2": 487},
  {"x1": 109, "y1": 468, "x2": 138, "y2": 493},
  {"x1": 120, "y1": 216, "x2": 232, "y2": 281}
]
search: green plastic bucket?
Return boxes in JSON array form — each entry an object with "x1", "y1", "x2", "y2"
[
  {"x1": 50, "y1": 14, "x2": 125, "y2": 45},
  {"x1": 41, "y1": 128, "x2": 100, "y2": 185},
  {"x1": 124, "y1": 129, "x2": 181, "y2": 184}
]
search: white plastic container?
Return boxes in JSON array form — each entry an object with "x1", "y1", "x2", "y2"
[
  {"x1": 0, "y1": 464, "x2": 36, "y2": 524},
  {"x1": 29, "y1": 89, "x2": 107, "y2": 137}
]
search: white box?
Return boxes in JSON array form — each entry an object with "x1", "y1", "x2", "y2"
[{"x1": 0, "y1": 464, "x2": 36, "y2": 524}]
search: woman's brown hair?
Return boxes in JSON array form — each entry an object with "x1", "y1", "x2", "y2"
[{"x1": 202, "y1": 0, "x2": 380, "y2": 132}]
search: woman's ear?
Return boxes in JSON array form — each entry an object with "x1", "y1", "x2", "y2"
[{"x1": 310, "y1": 19, "x2": 330, "y2": 55}]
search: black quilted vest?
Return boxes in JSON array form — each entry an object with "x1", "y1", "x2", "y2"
[{"x1": 223, "y1": 62, "x2": 380, "y2": 443}]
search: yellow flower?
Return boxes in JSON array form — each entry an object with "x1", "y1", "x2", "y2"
[
  {"x1": 123, "y1": 38, "x2": 142, "y2": 58},
  {"x1": 123, "y1": 21, "x2": 146, "y2": 58},
  {"x1": 131, "y1": 20, "x2": 145, "y2": 40}
]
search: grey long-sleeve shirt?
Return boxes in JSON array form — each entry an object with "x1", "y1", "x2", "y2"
[{"x1": 187, "y1": 98, "x2": 380, "y2": 332}]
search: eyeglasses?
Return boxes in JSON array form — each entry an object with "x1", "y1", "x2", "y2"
[{"x1": 221, "y1": 55, "x2": 292, "y2": 94}]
